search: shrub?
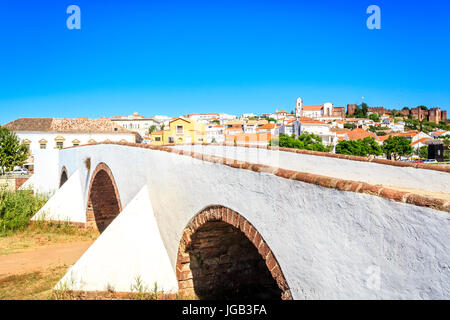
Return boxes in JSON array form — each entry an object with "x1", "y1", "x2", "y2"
[
  {"x1": 0, "y1": 188, "x2": 47, "y2": 235},
  {"x1": 278, "y1": 133, "x2": 331, "y2": 152},
  {"x1": 335, "y1": 137, "x2": 382, "y2": 157}
]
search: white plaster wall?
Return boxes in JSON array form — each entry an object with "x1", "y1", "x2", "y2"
[
  {"x1": 175, "y1": 145, "x2": 450, "y2": 194},
  {"x1": 23, "y1": 149, "x2": 60, "y2": 196},
  {"x1": 17, "y1": 131, "x2": 135, "y2": 157},
  {"x1": 33, "y1": 145, "x2": 450, "y2": 299},
  {"x1": 58, "y1": 185, "x2": 178, "y2": 292},
  {"x1": 32, "y1": 169, "x2": 86, "y2": 223}
]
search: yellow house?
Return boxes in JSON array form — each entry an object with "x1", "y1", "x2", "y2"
[
  {"x1": 150, "y1": 118, "x2": 206, "y2": 145},
  {"x1": 150, "y1": 130, "x2": 164, "y2": 145}
]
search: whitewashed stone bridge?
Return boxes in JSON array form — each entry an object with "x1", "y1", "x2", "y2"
[{"x1": 24, "y1": 142, "x2": 450, "y2": 299}]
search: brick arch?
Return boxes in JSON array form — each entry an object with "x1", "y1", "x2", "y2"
[
  {"x1": 59, "y1": 166, "x2": 69, "y2": 188},
  {"x1": 86, "y1": 162, "x2": 122, "y2": 233},
  {"x1": 176, "y1": 205, "x2": 292, "y2": 300}
]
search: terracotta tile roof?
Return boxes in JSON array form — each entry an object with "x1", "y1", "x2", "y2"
[
  {"x1": 411, "y1": 138, "x2": 432, "y2": 146},
  {"x1": 346, "y1": 128, "x2": 377, "y2": 141},
  {"x1": 258, "y1": 123, "x2": 276, "y2": 129},
  {"x1": 301, "y1": 119, "x2": 327, "y2": 125},
  {"x1": 4, "y1": 118, "x2": 133, "y2": 134},
  {"x1": 331, "y1": 128, "x2": 351, "y2": 133},
  {"x1": 395, "y1": 131, "x2": 419, "y2": 137},
  {"x1": 378, "y1": 135, "x2": 390, "y2": 142},
  {"x1": 169, "y1": 117, "x2": 192, "y2": 124},
  {"x1": 302, "y1": 105, "x2": 323, "y2": 111}
]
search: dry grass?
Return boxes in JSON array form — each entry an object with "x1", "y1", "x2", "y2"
[
  {"x1": 0, "y1": 265, "x2": 68, "y2": 300},
  {"x1": 0, "y1": 222, "x2": 196, "y2": 300},
  {"x1": 50, "y1": 290, "x2": 195, "y2": 300},
  {"x1": 0, "y1": 222, "x2": 98, "y2": 256}
]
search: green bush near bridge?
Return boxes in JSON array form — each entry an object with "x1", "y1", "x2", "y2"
[{"x1": 0, "y1": 188, "x2": 47, "y2": 235}]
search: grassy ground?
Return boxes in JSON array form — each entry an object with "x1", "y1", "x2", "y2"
[{"x1": 0, "y1": 222, "x2": 98, "y2": 256}]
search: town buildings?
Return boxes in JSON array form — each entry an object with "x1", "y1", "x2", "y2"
[
  {"x1": 150, "y1": 118, "x2": 206, "y2": 145},
  {"x1": 3, "y1": 97, "x2": 448, "y2": 159},
  {"x1": 101, "y1": 112, "x2": 162, "y2": 137}
]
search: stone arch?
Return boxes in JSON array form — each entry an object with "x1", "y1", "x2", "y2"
[
  {"x1": 176, "y1": 205, "x2": 292, "y2": 300},
  {"x1": 59, "y1": 166, "x2": 69, "y2": 188},
  {"x1": 86, "y1": 163, "x2": 122, "y2": 233}
]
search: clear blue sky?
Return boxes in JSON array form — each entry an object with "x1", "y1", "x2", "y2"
[{"x1": 0, "y1": 0, "x2": 449, "y2": 124}]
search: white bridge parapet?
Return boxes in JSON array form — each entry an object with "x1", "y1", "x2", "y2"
[{"x1": 28, "y1": 143, "x2": 450, "y2": 299}]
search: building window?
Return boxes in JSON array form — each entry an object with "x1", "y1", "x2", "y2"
[
  {"x1": 39, "y1": 139, "x2": 47, "y2": 149},
  {"x1": 176, "y1": 125, "x2": 184, "y2": 134},
  {"x1": 168, "y1": 136, "x2": 175, "y2": 143},
  {"x1": 155, "y1": 137, "x2": 161, "y2": 142},
  {"x1": 72, "y1": 139, "x2": 80, "y2": 146},
  {"x1": 198, "y1": 138, "x2": 203, "y2": 142},
  {"x1": 55, "y1": 136, "x2": 65, "y2": 149}
]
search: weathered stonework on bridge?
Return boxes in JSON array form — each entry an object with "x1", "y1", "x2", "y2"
[
  {"x1": 24, "y1": 143, "x2": 450, "y2": 299},
  {"x1": 177, "y1": 206, "x2": 292, "y2": 300}
]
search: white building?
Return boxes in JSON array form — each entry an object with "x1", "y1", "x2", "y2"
[
  {"x1": 101, "y1": 112, "x2": 161, "y2": 137},
  {"x1": 205, "y1": 124, "x2": 225, "y2": 143},
  {"x1": 296, "y1": 98, "x2": 338, "y2": 119},
  {"x1": 4, "y1": 118, "x2": 140, "y2": 157},
  {"x1": 185, "y1": 113, "x2": 237, "y2": 124},
  {"x1": 388, "y1": 122, "x2": 405, "y2": 132},
  {"x1": 300, "y1": 118, "x2": 337, "y2": 146}
]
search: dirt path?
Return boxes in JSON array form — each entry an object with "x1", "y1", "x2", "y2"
[{"x1": 0, "y1": 241, "x2": 93, "y2": 276}]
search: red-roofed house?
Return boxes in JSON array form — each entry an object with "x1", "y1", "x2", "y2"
[{"x1": 411, "y1": 137, "x2": 433, "y2": 150}]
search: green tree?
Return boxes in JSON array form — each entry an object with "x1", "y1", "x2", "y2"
[
  {"x1": 353, "y1": 102, "x2": 369, "y2": 118},
  {"x1": 0, "y1": 127, "x2": 29, "y2": 174},
  {"x1": 335, "y1": 137, "x2": 382, "y2": 157},
  {"x1": 148, "y1": 125, "x2": 157, "y2": 134},
  {"x1": 278, "y1": 133, "x2": 330, "y2": 152},
  {"x1": 382, "y1": 136, "x2": 413, "y2": 160},
  {"x1": 344, "y1": 123, "x2": 355, "y2": 130},
  {"x1": 417, "y1": 146, "x2": 428, "y2": 159},
  {"x1": 404, "y1": 119, "x2": 419, "y2": 131},
  {"x1": 368, "y1": 113, "x2": 380, "y2": 122}
]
